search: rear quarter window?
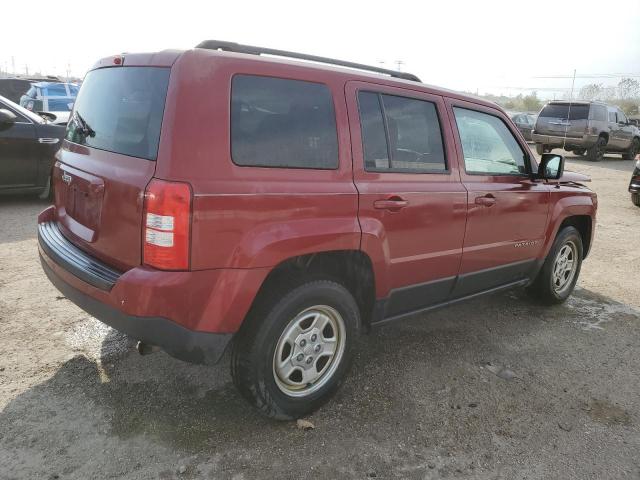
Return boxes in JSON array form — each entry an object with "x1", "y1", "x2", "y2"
[{"x1": 231, "y1": 75, "x2": 338, "y2": 169}]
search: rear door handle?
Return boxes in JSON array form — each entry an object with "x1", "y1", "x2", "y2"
[
  {"x1": 374, "y1": 196, "x2": 409, "y2": 211},
  {"x1": 475, "y1": 194, "x2": 496, "y2": 207}
]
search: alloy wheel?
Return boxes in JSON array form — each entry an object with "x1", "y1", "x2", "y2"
[
  {"x1": 552, "y1": 241, "x2": 578, "y2": 294},
  {"x1": 272, "y1": 305, "x2": 346, "y2": 397}
]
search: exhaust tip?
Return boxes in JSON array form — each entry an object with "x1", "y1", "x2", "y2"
[{"x1": 136, "y1": 341, "x2": 159, "y2": 356}]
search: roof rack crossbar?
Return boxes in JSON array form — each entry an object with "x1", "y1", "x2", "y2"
[{"x1": 195, "y1": 40, "x2": 421, "y2": 82}]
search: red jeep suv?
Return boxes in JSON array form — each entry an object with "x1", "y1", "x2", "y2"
[{"x1": 38, "y1": 41, "x2": 597, "y2": 419}]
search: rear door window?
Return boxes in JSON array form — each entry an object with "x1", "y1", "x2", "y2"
[
  {"x1": 231, "y1": 75, "x2": 338, "y2": 169},
  {"x1": 357, "y1": 91, "x2": 446, "y2": 172},
  {"x1": 454, "y1": 107, "x2": 527, "y2": 176},
  {"x1": 65, "y1": 67, "x2": 170, "y2": 160}
]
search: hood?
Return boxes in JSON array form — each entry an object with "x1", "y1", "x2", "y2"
[{"x1": 559, "y1": 170, "x2": 591, "y2": 183}]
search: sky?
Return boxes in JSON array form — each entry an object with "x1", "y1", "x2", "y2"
[{"x1": 2, "y1": 0, "x2": 639, "y2": 99}]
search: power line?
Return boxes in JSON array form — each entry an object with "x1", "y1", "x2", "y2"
[{"x1": 533, "y1": 74, "x2": 640, "y2": 79}]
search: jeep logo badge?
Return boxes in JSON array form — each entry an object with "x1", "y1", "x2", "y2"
[{"x1": 61, "y1": 172, "x2": 72, "y2": 185}]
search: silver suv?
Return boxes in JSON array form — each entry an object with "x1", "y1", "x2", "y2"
[{"x1": 533, "y1": 101, "x2": 640, "y2": 161}]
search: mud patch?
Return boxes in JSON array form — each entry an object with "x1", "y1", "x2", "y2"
[{"x1": 587, "y1": 399, "x2": 632, "y2": 426}]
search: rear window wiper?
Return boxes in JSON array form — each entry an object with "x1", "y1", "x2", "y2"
[{"x1": 73, "y1": 111, "x2": 96, "y2": 138}]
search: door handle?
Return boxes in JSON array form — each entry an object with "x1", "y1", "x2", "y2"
[
  {"x1": 475, "y1": 194, "x2": 496, "y2": 207},
  {"x1": 374, "y1": 196, "x2": 409, "y2": 211}
]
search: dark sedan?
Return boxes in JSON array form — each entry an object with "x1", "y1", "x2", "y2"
[
  {"x1": 0, "y1": 95, "x2": 65, "y2": 198},
  {"x1": 631, "y1": 154, "x2": 640, "y2": 207},
  {"x1": 511, "y1": 113, "x2": 537, "y2": 141}
]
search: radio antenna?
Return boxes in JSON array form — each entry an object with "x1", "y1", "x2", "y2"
[{"x1": 562, "y1": 69, "x2": 577, "y2": 150}]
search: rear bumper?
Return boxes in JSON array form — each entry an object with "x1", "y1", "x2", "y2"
[
  {"x1": 630, "y1": 181, "x2": 640, "y2": 193},
  {"x1": 40, "y1": 254, "x2": 232, "y2": 364},
  {"x1": 532, "y1": 132, "x2": 599, "y2": 149},
  {"x1": 37, "y1": 206, "x2": 271, "y2": 364}
]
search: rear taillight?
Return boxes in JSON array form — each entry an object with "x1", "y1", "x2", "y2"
[{"x1": 143, "y1": 179, "x2": 192, "y2": 270}]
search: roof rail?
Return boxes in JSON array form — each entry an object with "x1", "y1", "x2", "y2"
[{"x1": 195, "y1": 40, "x2": 421, "y2": 82}]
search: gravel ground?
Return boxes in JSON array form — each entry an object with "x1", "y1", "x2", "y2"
[{"x1": 1, "y1": 152, "x2": 639, "y2": 479}]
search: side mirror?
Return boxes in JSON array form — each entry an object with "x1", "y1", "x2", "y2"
[
  {"x1": 36, "y1": 111, "x2": 57, "y2": 122},
  {"x1": 0, "y1": 108, "x2": 17, "y2": 131},
  {"x1": 538, "y1": 153, "x2": 564, "y2": 180}
]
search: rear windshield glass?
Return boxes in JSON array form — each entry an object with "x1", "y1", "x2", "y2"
[
  {"x1": 539, "y1": 104, "x2": 589, "y2": 120},
  {"x1": 65, "y1": 67, "x2": 170, "y2": 160}
]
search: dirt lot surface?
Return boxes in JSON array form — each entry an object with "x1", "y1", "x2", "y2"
[{"x1": 1, "y1": 153, "x2": 639, "y2": 479}]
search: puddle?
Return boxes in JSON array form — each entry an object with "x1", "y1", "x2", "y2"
[{"x1": 565, "y1": 290, "x2": 639, "y2": 331}]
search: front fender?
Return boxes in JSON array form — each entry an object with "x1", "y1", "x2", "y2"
[{"x1": 541, "y1": 190, "x2": 597, "y2": 259}]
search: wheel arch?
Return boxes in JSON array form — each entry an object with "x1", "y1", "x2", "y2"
[
  {"x1": 247, "y1": 250, "x2": 377, "y2": 330},
  {"x1": 543, "y1": 192, "x2": 596, "y2": 262},
  {"x1": 556, "y1": 215, "x2": 593, "y2": 259}
]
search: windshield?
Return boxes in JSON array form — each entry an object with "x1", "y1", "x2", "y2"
[
  {"x1": 539, "y1": 104, "x2": 589, "y2": 120},
  {"x1": 65, "y1": 66, "x2": 170, "y2": 160}
]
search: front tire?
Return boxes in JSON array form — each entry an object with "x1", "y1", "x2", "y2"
[
  {"x1": 529, "y1": 226, "x2": 583, "y2": 304},
  {"x1": 231, "y1": 279, "x2": 359, "y2": 420},
  {"x1": 632, "y1": 193, "x2": 640, "y2": 207},
  {"x1": 622, "y1": 139, "x2": 639, "y2": 161},
  {"x1": 37, "y1": 176, "x2": 52, "y2": 200}
]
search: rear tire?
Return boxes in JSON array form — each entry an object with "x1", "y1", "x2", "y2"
[
  {"x1": 37, "y1": 176, "x2": 52, "y2": 200},
  {"x1": 231, "y1": 279, "x2": 359, "y2": 420},
  {"x1": 632, "y1": 193, "x2": 640, "y2": 207},
  {"x1": 528, "y1": 226, "x2": 583, "y2": 305},
  {"x1": 587, "y1": 136, "x2": 606, "y2": 162},
  {"x1": 622, "y1": 139, "x2": 639, "y2": 160}
]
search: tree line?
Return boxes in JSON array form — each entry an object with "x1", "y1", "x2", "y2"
[{"x1": 473, "y1": 78, "x2": 640, "y2": 116}]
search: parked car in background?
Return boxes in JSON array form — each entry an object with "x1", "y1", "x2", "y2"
[
  {"x1": 0, "y1": 76, "x2": 63, "y2": 104},
  {"x1": 19, "y1": 82, "x2": 78, "y2": 125},
  {"x1": 511, "y1": 113, "x2": 536, "y2": 141},
  {"x1": 0, "y1": 78, "x2": 33, "y2": 104},
  {"x1": 38, "y1": 41, "x2": 597, "y2": 420},
  {"x1": 630, "y1": 154, "x2": 640, "y2": 207},
  {"x1": 0, "y1": 95, "x2": 65, "y2": 198},
  {"x1": 532, "y1": 101, "x2": 640, "y2": 161}
]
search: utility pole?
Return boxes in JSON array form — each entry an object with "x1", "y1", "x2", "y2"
[
  {"x1": 562, "y1": 69, "x2": 577, "y2": 150},
  {"x1": 11, "y1": 56, "x2": 15, "y2": 75},
  {"x1": 395, "y1": 60, "x2": 404, "y2": 72}
]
